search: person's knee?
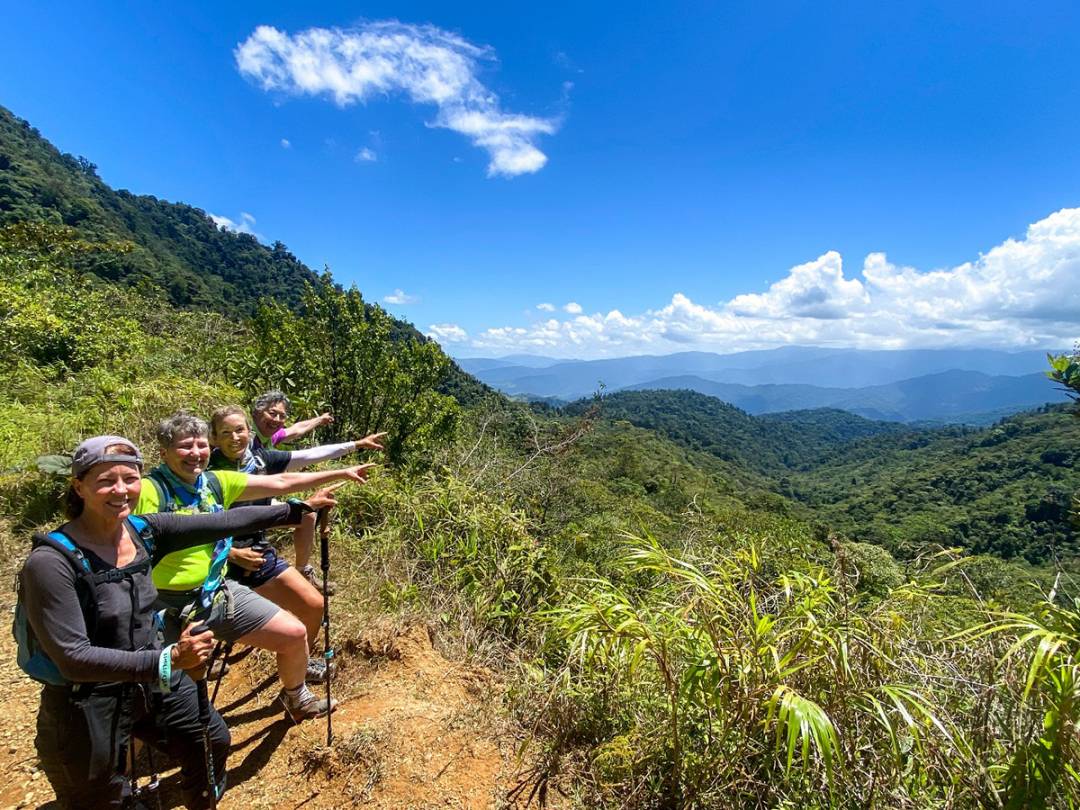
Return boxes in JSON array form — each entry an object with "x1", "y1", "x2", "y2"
[{"x1": 277, "y1": 613, "x2": 309, "y2": 648}]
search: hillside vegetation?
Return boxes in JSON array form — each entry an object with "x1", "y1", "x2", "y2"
[
  {"x1": 565, "y1": 391, "x2": 910, "y2": 473},
  {"x1": 2, "y1": 108, "x2": 1080, "y2": 808},
  {"x1": 569, "y1": 389, "x2": 1079, "y2": 566},
  {"x1": 0, "y1": 106, "x2": 317, "y2": 313},
  {"x1": 794, "y1": 404, "x2": 1078, "y2": 563},
  {"x1": 0, "y1": 103, "x2": 491, "y2": 406}
]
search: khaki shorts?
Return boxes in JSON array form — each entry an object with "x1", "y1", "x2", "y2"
[{"x1": 155, "y1": 581, "x2": 281, "y2": 644}]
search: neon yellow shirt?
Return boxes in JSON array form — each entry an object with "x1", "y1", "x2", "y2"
[{"x1": 136, "y1": 469, "x2": 248, "y2": 591}]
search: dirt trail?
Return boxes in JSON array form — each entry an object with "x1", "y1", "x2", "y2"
[{"x1": 0, "y1": 620, "x2": 534, "y2": 809}]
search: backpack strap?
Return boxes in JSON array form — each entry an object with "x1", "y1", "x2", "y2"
[
  {"x1": 146, "y1": 469, "x2": 178, "y2": 513},
  {"x1": 125, "y1": 515, "x2": 156, "y2": 560},
  {"x1": 41, "y1": 530, "x2": 91, "y2": 572},
  {"x1": 148, "y1": 468, "x2": 224, "y2": 512},
  {"x1": 204, "y1": 470, "x2": 225, "y2": 507},
  {"x1": 33, "y1": 530, "x2": 100, "y2": 638}
]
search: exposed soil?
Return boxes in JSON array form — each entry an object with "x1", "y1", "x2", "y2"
[{"x1": 0, "y1": 617, "x2": 538, "y2": 809}]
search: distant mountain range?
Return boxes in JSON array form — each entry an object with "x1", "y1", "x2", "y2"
[{"x1": 458, "y1": 348, "x2": 1068, "y2": 423}]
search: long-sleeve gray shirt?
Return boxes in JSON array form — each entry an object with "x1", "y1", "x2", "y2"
[{"x1": 19, "y1": 503, "x2": 304, "y2": 684}]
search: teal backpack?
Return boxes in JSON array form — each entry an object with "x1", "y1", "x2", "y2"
[
  {"x1": 146, "y1": 468, "x2": 224, "y2": 512},
  {"x1": 13, "y1": 515, "x2": 155, "y2": 686}
]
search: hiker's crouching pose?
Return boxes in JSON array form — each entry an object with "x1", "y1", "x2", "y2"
[
  {"x1": 208, "y1": 404, "x2": 384, "y2": 661},
  {"x1": 17, "y1": 436, "x2": 319, "y2": 809},
  {"x1": 138, "y1": 413, "x2": 372, "y2": 721},
  {"x1": 249, "y1": 390, "x2": 378, "y2": 591}
]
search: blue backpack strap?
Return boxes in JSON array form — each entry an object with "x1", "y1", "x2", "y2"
[
  {"x1": 42, "y1": 530, "x2": 92, "y2": 574},
  {"x1": 32, "y1": 530, "x2": 101, "y2": 638},
  {"x1": 125, "y1": 515, "x2": 156, "y2": 559}
]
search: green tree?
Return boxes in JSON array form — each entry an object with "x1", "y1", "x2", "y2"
[{"x1": 243, "y1": 273, "x2": 458, "y2": 463}]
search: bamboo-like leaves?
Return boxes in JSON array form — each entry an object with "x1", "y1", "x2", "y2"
[{"x1": 766, "y1": 685, "x2": 842, "y2": 781}]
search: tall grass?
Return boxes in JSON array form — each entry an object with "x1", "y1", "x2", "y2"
[{"x1": 515, "y1": 534, "x2": 1080, "y2": 808}]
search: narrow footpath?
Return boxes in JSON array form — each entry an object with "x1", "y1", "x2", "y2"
[{"x1": 0, "y1": 619, "x2": 531, "y2": 809}]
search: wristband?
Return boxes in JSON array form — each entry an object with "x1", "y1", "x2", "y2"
[
  {"x1": 286, "y1": 497, "x2": 316, "y2": 513},
  {"x1": 158, "y1": 644, "x2": 175, "y2": 693}
]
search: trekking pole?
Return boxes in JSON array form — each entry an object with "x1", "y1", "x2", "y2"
[
  {"x1": 191, "y1": 622, "x2": 219, "y2": 810},
  {"x1": 209, "y1": 640, "x2": 234, "y2": 704},
  {"x1": 188, "y1": 537, "x2": 231, "y2": 810},
  {"x1": 318, "y1": 503, "x2": 334, "y2": 746},
  {"x1": 127, "y1": 687, "x2": 162, "y2": 810}
]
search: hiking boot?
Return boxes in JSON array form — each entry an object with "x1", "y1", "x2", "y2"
[
  {"x1": 300, "y1": 564, "x2": 336, "y2": 596},
  {"x1": 208, "y1": 657, "x2": 229, "y2": 680},
  {"x1": 305, "y1": 657, "x2": 337, "y2": 684},
  {"x1": 280, "y1": 685, "x2": 337, "y2": 722}
]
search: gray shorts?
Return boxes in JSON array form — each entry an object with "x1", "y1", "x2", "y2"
[{"x1": 155, "y1": 581, "x2": 282, "y2": 644}]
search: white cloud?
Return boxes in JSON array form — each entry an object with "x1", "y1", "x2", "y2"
[
  {"x1": 536, "y1": 302, "x2": 555, "y2": 312},
  {"x1": 458, "y1": 207, "x2": 1080, "y2": 357},
  {"x1": 384, "y1": 288, "x2": 419, "y2": 305},
  {"x1": 209, "y1": 211, "x2": 261, "y2": 239},
  {"x1": 280, "y1": 138, "x2": 291, "y2": 148},
  {"x1": 355, "y1": 147, "x2": 377, "y2": 163},
  {"x1": 427, "y1": 323, "x2": 468, "y2": 342},
  {"x1": 235, "y1": 22, "x2": 558, "y2": 177}
]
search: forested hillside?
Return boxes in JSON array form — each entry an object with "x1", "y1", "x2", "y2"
[
  {"x1": 621, "y1": 369, "x2": 1065, "y2": 423},
  {"x1": 0, "y1": 105, "x2": 318, "y2": 312},
  {"x1": 566, "y1": 390, "x2": 911, "y2": 473},
  {"x1": 794, "y1": 403, "x2": 1079, "y2": 563},
  {"x1": 3, "y1": 105, "x2": 1080, "y2": 808},
  {"x1": 567, "y1": 389, "x2": 1079, "y2": 565},
  {"x1": 0, "y1": 104, "x2": 491, "y2": 405}
]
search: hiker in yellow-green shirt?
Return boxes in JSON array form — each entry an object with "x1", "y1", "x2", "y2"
[{"x1": 137, "y1": 412, "x2": 373, "y2": 722}]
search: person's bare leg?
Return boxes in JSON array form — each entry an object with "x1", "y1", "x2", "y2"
[
  {"x1": 292, "y1": 511, "x2": 318, "y2": 570},
  {"x1": 235, "y1": 610, "x2": 308, "y2": 689},
  {"x1": 254, "y1": 568, "x2": 323, "y2": 646}
]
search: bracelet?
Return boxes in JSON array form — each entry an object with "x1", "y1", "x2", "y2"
[
  {"x1": 158, "y1": 644, "x2": 175, "y2": 693},
  {"x1": 286, "y1": 497, "x2": 316, "y2": 514}
]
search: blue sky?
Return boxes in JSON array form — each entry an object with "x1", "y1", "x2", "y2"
[{"x1": 3, "y1": 1, "x2": 1079, "y2": 357}]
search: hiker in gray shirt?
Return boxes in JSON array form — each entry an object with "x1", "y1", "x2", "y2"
[{"x1": 17, "y1": 435, "x2": 329, "y2": 809}]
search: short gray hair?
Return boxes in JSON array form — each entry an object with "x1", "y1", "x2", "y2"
[
  {"x1": 253, "y1": 390, "x2": 291, "y2": 415},
  {"x1": 156, "y1": 412, "x2": 209, "y2": 448}
]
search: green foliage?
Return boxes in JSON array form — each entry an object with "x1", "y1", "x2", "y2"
[
  {"x1": 0, "y1": 224, "x2": 244, "y2": 523},
  {"x1": 342, "y1": 470, "x2": 556, "y2": 641},
  {"x1": 955, "y1": 585, "x2": 1080, "y2": 808},
  {"x1": 797, "y1": 407, "x2": 1080, "y2": 564},
  {"x1": 0, "y1": 104, "x2": 494, "y2": 409},
  {"x1": 1047, "y1": 351, "x2": 1080, "y2": 402},
  {"x1": 0, "y1": 106, "x2": 317, "y2": 313},
  {"x1": 574, "y1": 388, "x2": 1078, "y2": 565},
  {"x1": 5, "y1": 102, "x2": 1080, "y2": 810},
  {"x1": 237, "y1": 274, "x2": 459, "y2": 463},
  {"x1": 568, "y1": 391, "x2": 911, "y2": 473},
  {"x1": 530, "y1": 538, "x2": 960, "y2": 806}
]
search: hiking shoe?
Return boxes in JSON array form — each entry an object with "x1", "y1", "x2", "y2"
[
  {"x1": 300, "y1": 564, "x2": 337, "y2": 596},
  {"x1": 280, "y1": 686, "x2": 337, "y2": 722},
  {"x1": 305, "y1": 657, "x2": 337, "y2": 684},
  {"x1": 208, "y1": 657, "x2": 229, "y2": 680}
]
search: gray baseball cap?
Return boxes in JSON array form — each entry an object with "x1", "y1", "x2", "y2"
[{"x1": 71, "y1": 435, "x2": 144, "y2": 478}]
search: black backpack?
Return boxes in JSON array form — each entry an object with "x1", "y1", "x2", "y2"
[{"x1": 13, "y1": 516, "x2": 156, "y2": 686}]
